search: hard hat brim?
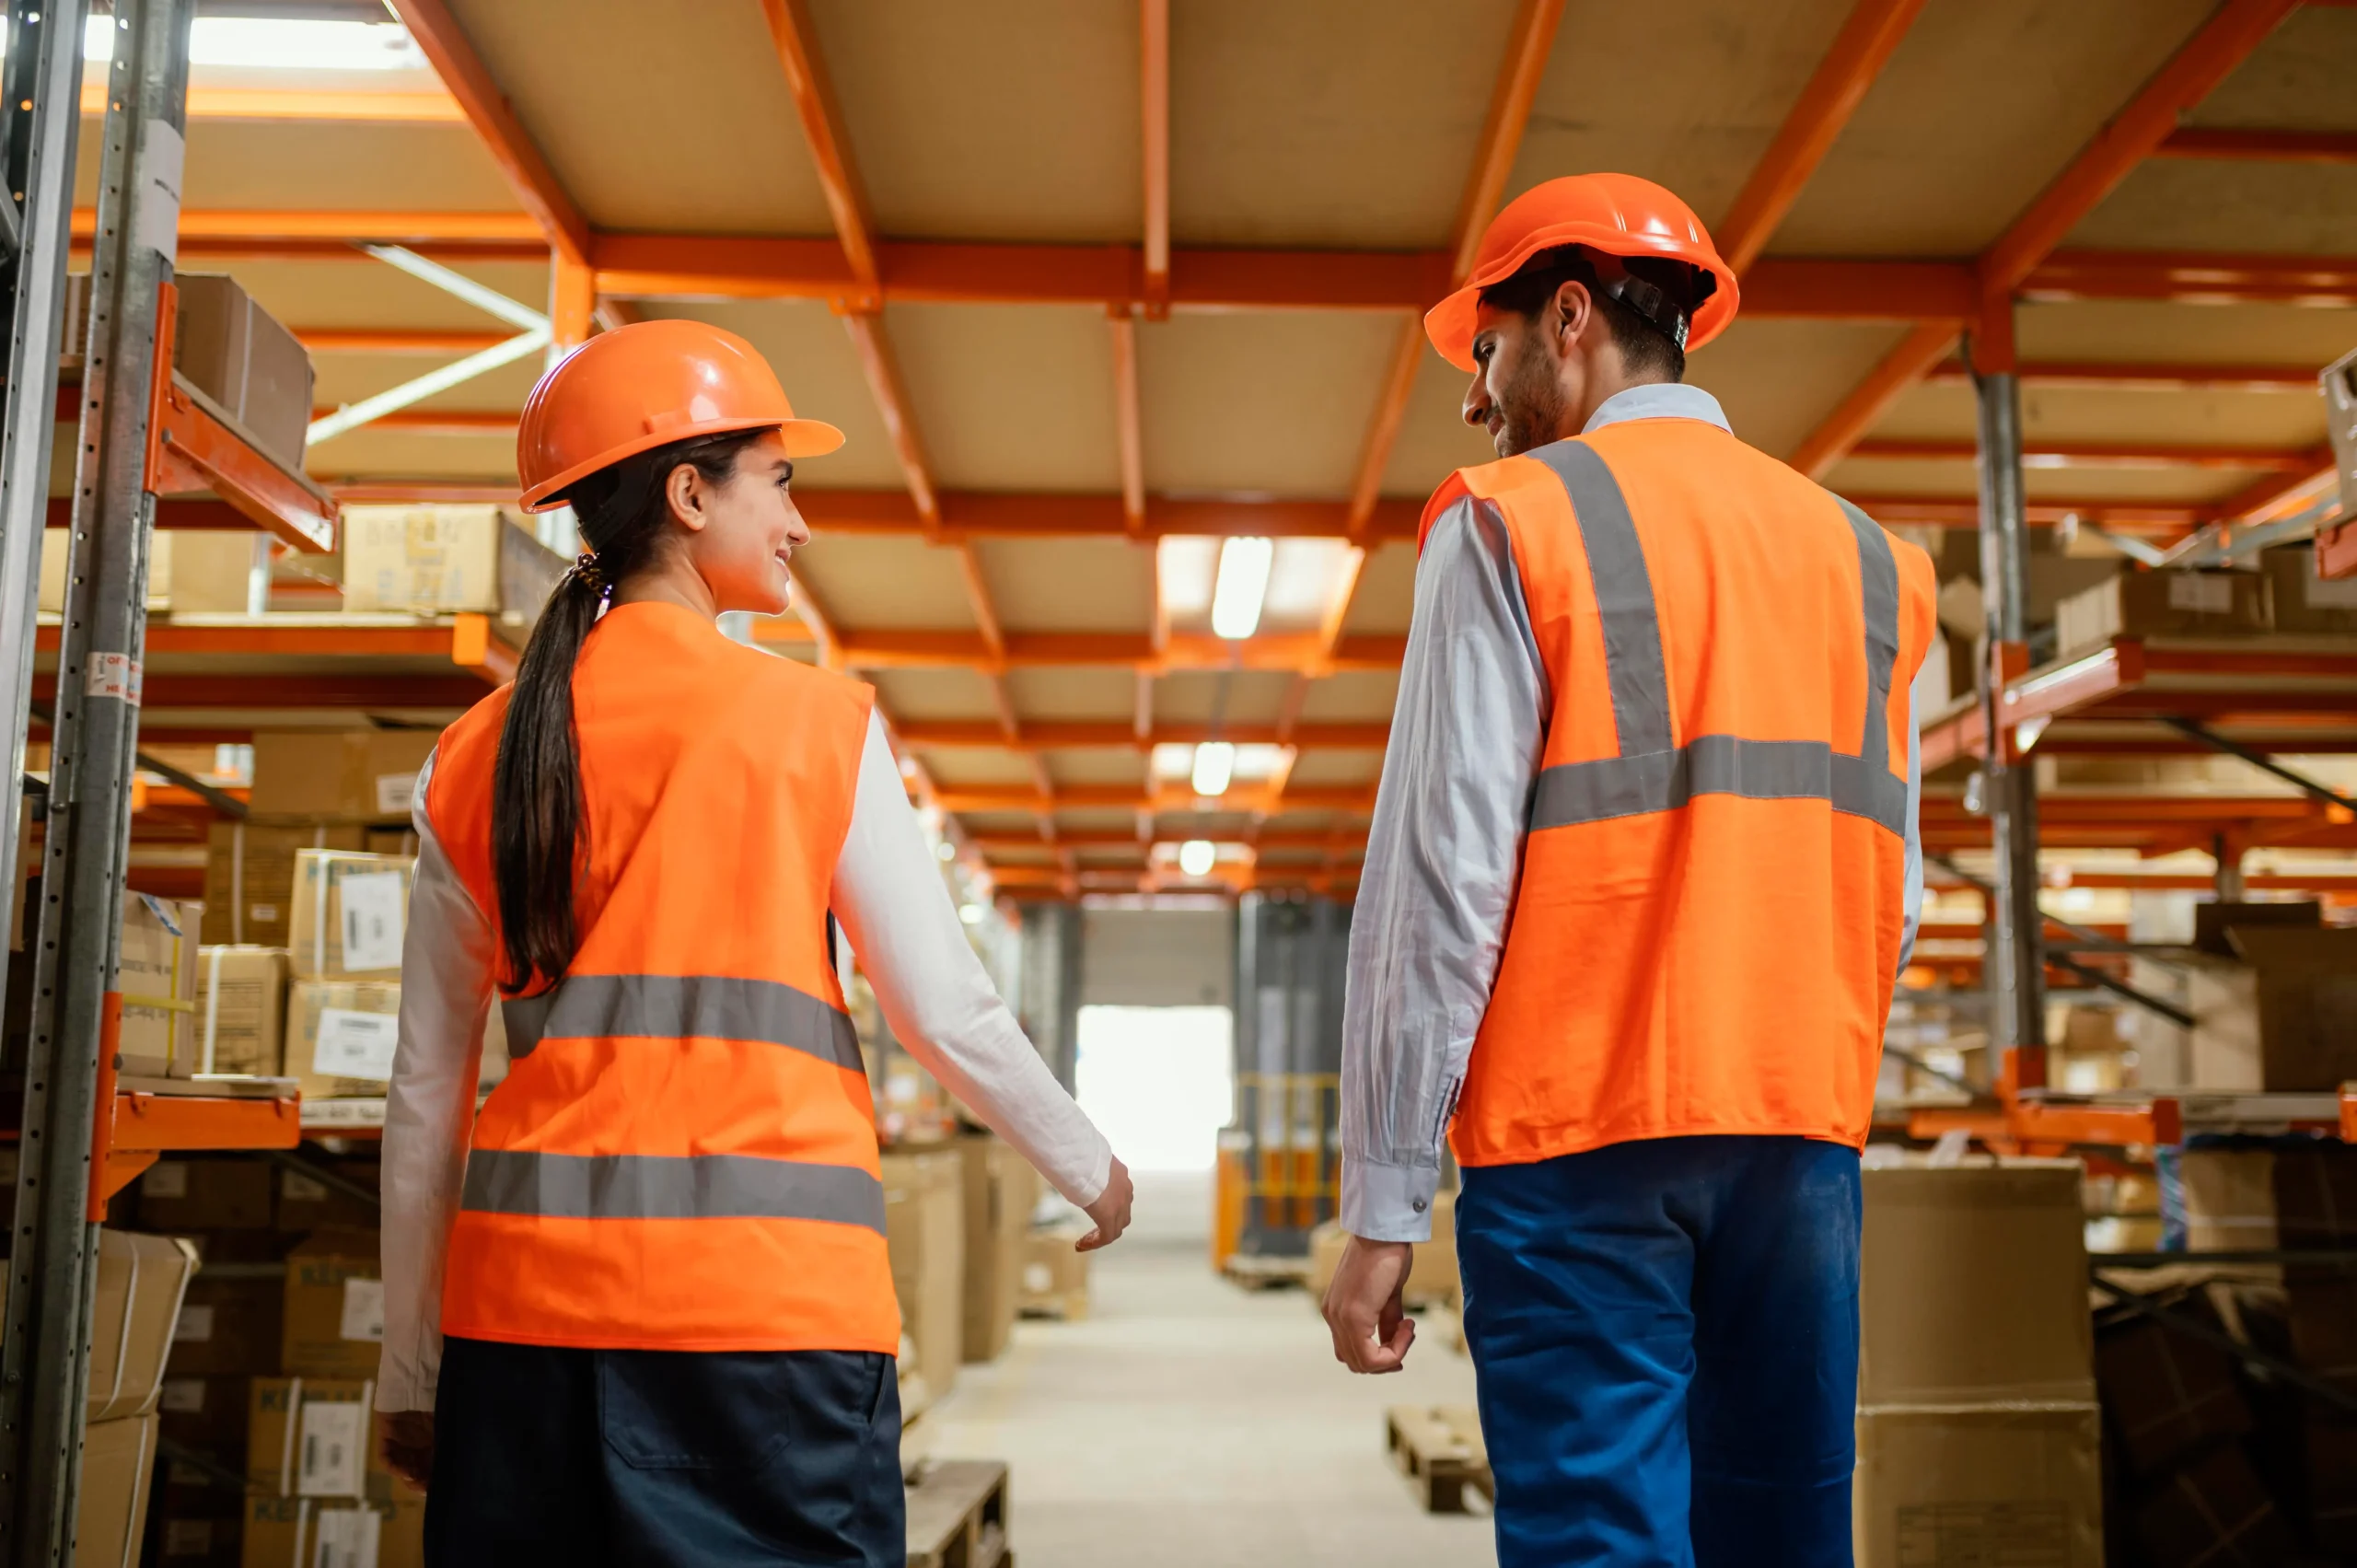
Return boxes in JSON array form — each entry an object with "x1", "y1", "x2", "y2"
[
  {"x1": 518, "y1": 414, "x2": 847, "y2": 513},
  {"x1": 1422, "y1": 224, "x2": 1741, "y2": 373}
]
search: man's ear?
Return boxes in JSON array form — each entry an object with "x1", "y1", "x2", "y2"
[{"x1": 1549, "y1": 278, "x2": 1591, "y2": 359}]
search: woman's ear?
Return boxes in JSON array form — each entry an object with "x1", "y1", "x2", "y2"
[{"x1": 665, "y1": 461, "x2": 708, "y2": 534}]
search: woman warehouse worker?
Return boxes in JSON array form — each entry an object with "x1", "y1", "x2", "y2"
[{"x1": 373, "y1": 319, "x2": 1133, "y2": 1565}]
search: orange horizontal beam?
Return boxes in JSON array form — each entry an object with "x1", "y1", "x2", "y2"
[
  {"x1": 296, "y1": 328, "x2": 510, "y2": 355},
  {"x1": 1847, "y1": 494, "x2": 2206, "y2": 530},
  {"x1": 73, "y1": 207, "x2": 546, "y2": 246},
  {"x1": 2025, "y1": 249, "x2": 2357, "y2": 307},
  {"x1": 933, "y1": 784, "x2": 1376, "y2": 814},
  {"x1": 83, "y1": 83, "x2": 464, "y2": 122},
  {"x1": 831, "y1": 628, "x2": 1405, "y2": 675},
  {"x1": 2154, "y1": 126, "x2": 2357, "y2": 162},
  {"x1": 1848, "y1": 438, "x2": 2315, "y2": 472},
  {"x1": 781, "y1": 489, "x2": 1425, "y2": 541},
  {"x1": 1923, "y1": 358, "x2": 2320, "y2": 392},
  {"x1": 36, "y1": 672, "x2": 486, "y2": 710}
]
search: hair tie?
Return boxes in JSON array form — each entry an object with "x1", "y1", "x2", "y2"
[{"x1": 569, "y1": 551, "x2": 608, "y2": 597}]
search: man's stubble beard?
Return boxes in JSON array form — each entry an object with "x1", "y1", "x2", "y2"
[{"x1": 1495, "y1": 340, "x2": 1569, "y2": 458}]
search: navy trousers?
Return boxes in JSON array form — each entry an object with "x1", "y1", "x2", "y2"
[
  {"x1": 424, "y1": 1336, "x2": 904, "y2": 1567},
  {"x1": 1456, "y1": 1135, "x2": 1862, "y2": 1568}
]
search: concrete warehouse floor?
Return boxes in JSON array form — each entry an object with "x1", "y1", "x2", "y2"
[{"x1": 923, "y1": 1174, "x2": 1497, "y2": 1568}]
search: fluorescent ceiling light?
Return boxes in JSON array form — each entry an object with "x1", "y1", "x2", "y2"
[
  {"x1": 1190, "y1": 741, "x2": 1235, "y2": 797},
  {"x1": 76, "y1": 16, "x2": 426, "y2": 70},
  {"x1": 1178, "y1": 840, "x2": 1215, "y2": 877},
  {"x1": 1211, "y1": 538, "x2": 1274, "y2": 640},
  {"x1": 1156, "y1": 536, "x2": 1217, "y2": 622}
]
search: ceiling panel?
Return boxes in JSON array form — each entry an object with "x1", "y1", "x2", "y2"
[
  {"x1": 96, "y1": 120, "x2": 521, "y2": 210},
  {"x1": 1046, "y1": 750, "x2": 1150, "y2": 788},
  {"x1": 1341, "y1": 543, "x2": 1417, "y2": 637},
  {"x1": 302, "y1": 428, "x2": 515, "y2": 482},
  {"x1": 793, "y1": 535, "x2": 976, "y2": 629},
  {"x1": 1824, "y1": 457, "x2": 2254, "y2": 507},
  {"x1": 1138, "y1": 312, "x2": 1399, "y2": 495},
  {"x1": 980, "y1": 538, "x2": 1154, "y2": 634},
  {"x1": 1295, "y1": 671, "x2": 1399, "y2": 725},
  {"x1": 2068, "y1": 161, "x2": 2357, "y2": 255},
  {"x1": 1873, "y1": 381, "x2": 2331, "y2": 450},
  {"x1": 871, "y1": 667, "x2": 1000, "y2": 722},
  {"x1": 2015, "y1": 301, "x2": 2357, "y2": 366},
  {"x1": 889, "y1": 304, "x2": 1122, "y2": 492},
  {"x1": 1153, "y1": 670, "x2": 1295, "y2": 725},
  {"x1": 1006, "y1": 667, "x2": 1139, "y2": 722},
  {"x1": 923, "y1": 749, "x2": 1039, "y2": 787},
  {"x1": 180, "y1": 259, "x2": 552, "y2": 333},
  {"x1": 2189, "y1": 6, "x2": 2357, "y2": 131}
]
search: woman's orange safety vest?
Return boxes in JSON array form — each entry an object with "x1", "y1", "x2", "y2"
[
  {"x1": 424, "y1": 600, "x2": 897, "y2": 1353},
  {"x1": 1422, "y1": 416, "x2": 1937, "y2": 1168}
]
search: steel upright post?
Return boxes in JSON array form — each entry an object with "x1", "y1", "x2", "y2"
[
  {"x1": 0, "y1": 1, "x2": 191, "y2": 1557},
  {"x1": 1972, "y1": 333, "x2": 2048, "y2": 1066}
]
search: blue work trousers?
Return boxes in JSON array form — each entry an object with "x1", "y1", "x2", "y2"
[
  {"x1": 424, "y1": 1336, "x2": 904, "y2": 1567},
  {"x1": 1457, "y1": 1134, "x2": 1861, "y2": 1568}
]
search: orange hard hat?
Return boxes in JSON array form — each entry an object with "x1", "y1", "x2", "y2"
[
  {"x1": 516, "y1": 318, "x2": 845, "y2": 512},
  {"x1": 1423, "y1": 173, "x2": 1740, "y2": 372}
]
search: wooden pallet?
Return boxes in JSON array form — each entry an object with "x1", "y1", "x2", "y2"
[
  {"x1": 906, "y1": 1459, "x2": 1011, "y2": 1568},
  {"x1": 1017, "y1": 1286, "x2": 1089, "y2": 1321},
  {"x1": 1222, "y1": 1253, "x2": 1312, "y2": 1291},
  {"x1": 1385, "y1": 1406, "x2": 1493, "y2": 1514}
]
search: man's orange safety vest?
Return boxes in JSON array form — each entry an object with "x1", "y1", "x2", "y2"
[
  {"x1": 425, "y1": 600, "x2": 898, "y2": 1353},
  {"x1": 1421, "y1": 414, "x2": 1937, "y2": 1168}
]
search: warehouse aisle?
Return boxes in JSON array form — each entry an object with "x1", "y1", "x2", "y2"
[{"x1": 923, "y1": 1175, "x2": 1498, "y2": 1568}]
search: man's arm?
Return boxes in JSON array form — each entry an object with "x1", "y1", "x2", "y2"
[{"x1": 1326, "y1": 493, "x2": 1545, "y2": 1372}]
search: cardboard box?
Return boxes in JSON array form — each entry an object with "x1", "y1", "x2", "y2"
[
  {"x1": 285, "y1": 981, "x2": 401, "y2": 1101},
  {"x1": 1018, "y1": 1222, "x2": 1090, "y2": 1318},
  {"x1": 1852, "y1": 1403, "x2": 2102, "y2": 1568},
  {"x1": 76, "y1": 1411, "x2": 159, "y2": 1568},
  {"x1": 203, "y1": 823, "x2": 367, "y2": 948},
  {"x1": 2160, "y1": 1147, "x2": 2277, "y2": 1252},
  {"x1": 276, "y1": 1159, "x2": 380, "y2": 1235},
  {"x1": 242, "y1": 1496, "x2": 422, "y2": 1568},
  {"x1": 174, "y1": 273, "x2": 314, "y2": 470},
  {"x1": 281, "y1": 1231, "x2": 382, "y2": 1380},
  {"x1": 248, "y1": 732, "x2": 436, "y2": 824},
  {"x1": 2262, "y1": 543, "x2": 2357, "y2": 634},
  {"x1": 499, "y1": 516, "x2": 567, "y2": 633},
  {"x1": 138, "y1": 1158, "x2": 274, "y2": 1232},
  {"x1": 192, "y1": 947, "x2": 290, "y2": 1077},
  {"x1": 339, "y1": 505, "x2": 505, "y2": 614},
  {"x1": 168, "y1": 1266, "x2": 284, "y2": 1377},
  {"x1": 41, "y1": 529, "x2": 261, "y2": 617},
  {"x1": 958, "y1": 1135, "x2": 1037, "y2": 1365},
  {"x1": 246, "y1": 1377, "x2": 406, "y2": 1500},
  {"x1": 2187, "y1": 927, "x2": 2357, "y2": 1091},
  {"x1": 2094, "y1": 1298, "x2": 2253, "y2": 1473},
  {"x1": 158, "y1": 1373, "x2": 252, "y2": 1459},
  {"x1": 287, "y1": 851, "x2": 412, "y2": 981},
  {"x1": 65, "y1": 1230, "x2": 201, "y2": 1422},
  {"x1": 155, "y1": 1504, "x2": 240, "y2": 1566},
  {"x1": 40, "y1": 528, "x2": 171, "y2": 616},
  {"x1": 1860, "y1": 1164, "x2": 2095, "y2": 1405},
  {"x1": 880, "y1": 1150, "x2": 964, "y2": 1401},
  {"x1": 119, "y1": 892, "x2": 198, "y2": 1076},
  {"x1": 2130, "y1": 1441, "x2": 2298, "y2": 1568},
  {"x1": 2053, "y1": 569, "x2": 2271, "y2": 656}
]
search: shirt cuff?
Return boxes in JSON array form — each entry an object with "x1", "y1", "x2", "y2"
[{"x1": 1341, "y1": 1156, "x2": 1440, "y2": 1243}]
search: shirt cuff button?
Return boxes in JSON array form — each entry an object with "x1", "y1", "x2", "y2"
[{"x1": 1411, "y1": 1198, "x2": 1427, "y2": 1213}]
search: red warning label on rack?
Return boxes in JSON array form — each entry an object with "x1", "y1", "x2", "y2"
[{"x1": 84, "y1": 654, "x2": 142, "y2": 706}]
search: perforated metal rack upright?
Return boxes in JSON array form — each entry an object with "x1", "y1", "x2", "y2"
[{"x1": 0, "y1": 1, "x2": 319, "y2": 1556}]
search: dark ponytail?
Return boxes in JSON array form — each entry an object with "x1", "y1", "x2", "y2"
[{"x1": 491, "y1": 427, "x2": 771, "y2": 995}]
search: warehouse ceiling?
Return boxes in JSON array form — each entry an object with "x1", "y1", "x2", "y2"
[{"x1": 93, "y1": 0, "x2": 2357, "y2": 899}]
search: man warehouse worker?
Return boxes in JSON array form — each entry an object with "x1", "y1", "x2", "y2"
[{"x1": 1321, "y1": 173, "x2": 1935, "y2": 1567}]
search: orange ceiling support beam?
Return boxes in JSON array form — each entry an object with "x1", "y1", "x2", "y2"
[
  {"x1": 760, "y1": 0, "x2": 882, "y2": 308},
  {"x1": 897, "y1": 721, "x2": 1388, "y2": 750},
  {"x1": 784, "y1": 626, "x2": 1407, "y2": 675},
  {"x1": 2215, "y1": 445, "x2": 2339, "y2": 522},
  {"x1": 1346, "y1": 0, "x2": 1564, "y2": 541},
  {"x1": 384, "y1": 0, "x2": 592, "y2": 267},
  {"x1": 73, "y1": 208, "x2": 546, "y2": 246},
  {"x1": 1714, "y1": 0, "x2": 1930, "y2": 271},
  {"x1": 295, "y1": 328, "x2": 511, "y2": 355},
  {"x1": 841, "y1": 314, "x2": 939, "y2": 522},
  {"x1": 550, "y1": 256, "x2": 596, "y2": 356},
  {"x1": 84, "y1": 84, "x2": 466, "y2": 122},
  {"x1": 2155, "y1": 126, "x2": 2357, "y2": 161},
  {"x1": 1789, "y1": 0, "x2": 2299, "y2": 478},
  {"x1": 1849, "y1": 438, "x2": 2319, "y2": 472},
  {"x1": 1846, "y1": 494, "x2": 2207, "y2": 529},
  {"x1": 1140, "y1": 0, "x2": 1171, "y2": 316},
  {"x1": 2024, "y1": 249, "x2": 2357, "y2": 307},
  {"x1": 1109, "y1": 314, "x2": 1146, "y2": 528}
]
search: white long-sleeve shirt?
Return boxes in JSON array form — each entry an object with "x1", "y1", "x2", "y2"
[
  {"x1": 1338, "y1": 384, "x2": 1925, "y2": 1243},
  {"x1": 378, "y1": 709, "x2": 1112, "y2": 1412}
]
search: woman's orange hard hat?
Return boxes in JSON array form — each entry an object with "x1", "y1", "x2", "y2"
[
  {"x1": 515, "y1": 318, "x2": 845, "y2": 512},
  {"x1": 1423, "y1": 173, "x2": 1740, "y2": 372}
]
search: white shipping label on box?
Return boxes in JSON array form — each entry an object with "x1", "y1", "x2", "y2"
[
  {"x1": 313, "y1": 1009, "x2": 400, "y2": 1083},
  {"x1": 312, "y1": 1504, "x2": 382, "y2": 1568},
  {"x1": 2167, "y1": 574, "x2": 2235, "y2": 613},
  {"x1": 172, "y1": 1303, "x2": 215, "y2": 1343},
  {"x1": 143, "y1": 1160, "x2": 190, "y2": 1199},
  {"x1": 159, "y1": 1378, "x2": 205, "y2": 1414},
  {"x1": 339, "y1": 1277, "x2": 386, "y2": 1343},
  {"x1": 296, "y1": 1399, "x2": 366, "y2": 1498},
  {"x1": 338, "y1": 872, "x2": 406, "y2": 970},
  {"x1": 373, "y1": 771, "x2": 417, "y2": 818}
]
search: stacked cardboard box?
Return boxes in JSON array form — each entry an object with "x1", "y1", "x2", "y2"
[
  {"x1": 882, "y1": 1148, "x2": 966, "y2": 1402},
  {"x1": 1854, "y1": 1161, "x2": 2102, "y2": 1568},
  {"x1": 2052, "y1": 568, "x2": 2272, "y2": 657},
  {"x1": 1018, "y1": 1220, "x2": 1092, "y2": 1321},
  {"x1": 119, "y1": 891, "x2": 200, "y2": 1078},
  {"x1": 339, "y1": 504, "x2": 566, "y2": 629},
  {"x1": 958, "y1": 1133, "x2": 1039, "y2": 1364},
  {"x1": 2183, "y1": 902, "x2": 2357, "y2": 1092}
]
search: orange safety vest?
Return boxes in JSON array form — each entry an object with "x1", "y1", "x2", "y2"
[
  {"x1": 1422, "y1": 415, "x2": 1937, "y2": 1168},
  {"x1": 424, "y1": 600, "x2": 896, "y2": 1353}
]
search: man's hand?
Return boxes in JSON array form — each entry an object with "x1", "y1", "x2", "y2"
[
  {"x1": 1322, "y1": 1235, "x2": 1416, "y2": 1374},
  {"x1": 377, "y1": 1410, "x2": 433, "y2": 1493},
  {"x1": 1076, "y1": 1156, "x2": 1134, "y2": 1252}
]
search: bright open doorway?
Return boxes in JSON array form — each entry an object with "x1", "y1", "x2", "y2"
[{"x1": 1074, "y1": 1005, "x2": 1234, "y2": 1173}]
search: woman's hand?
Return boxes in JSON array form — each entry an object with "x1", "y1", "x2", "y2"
[
  {"x1": 1076, "y1": 1156, "x2": 1134, "y2": 1251},
  {"x1": 377, "y1": 1410, "x2": 435, "y2": 1493}
]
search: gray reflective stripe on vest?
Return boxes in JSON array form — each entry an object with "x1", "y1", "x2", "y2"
[
  {"x1": 1523, "y1": 440, "x2": 1907, "y2": 836},
  {"x1": 459, "y1": 1149, "x2": 887, "y2": 1233},
  {"x1": 501, "y1": 974, "x2": 861, "y2": 1070}
]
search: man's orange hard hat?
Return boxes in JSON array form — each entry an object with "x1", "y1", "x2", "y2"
[
  {"x1": 1423, "y1": 173, "x2": 1740, "y2": 372},
  {"x1": 516, "y1": 318, "x2": 845, "y2": 512}
]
